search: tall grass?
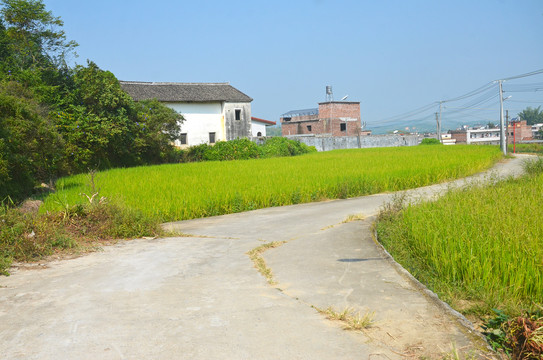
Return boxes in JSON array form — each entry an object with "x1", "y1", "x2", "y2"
[
  {"x1": 376, "y1": 158, "x2": 543, "y2": 315},
  {"x1": 42, "y1": 145, "x2": 501, "y2": 222},
  {"x1": 508, "y1": 143, "x2": 543, "y2": 155}
]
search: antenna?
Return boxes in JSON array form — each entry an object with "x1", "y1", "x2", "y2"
[{"x1": 326, "y1": 86, "x2": 333, "y2": 102}]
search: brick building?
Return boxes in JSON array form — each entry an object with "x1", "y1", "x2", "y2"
[
  {"x1": 449, "y1": 120, "x2": 532, "y2": 145},
  {"x1": 280, "y1": 101, "x2": 361, "y2": 137}
]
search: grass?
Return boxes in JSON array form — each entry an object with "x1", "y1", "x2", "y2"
[
  {"x1": 41, "y1": 146, "x2": 502, "y2": 222},
  {"x1": 246, "y1": 241, "x2": 287, "y2": 285},
  {"x1": 375, "y1": 157, "x2": 543, "y2": 318},
  {"x1": 316, "y1": 306, "x2": 375, "y2": 330},
  {"x1": 508, "y1": 143, "x2": 543, "y2": 155},
  {"x1": 0, "y1": 200, "x2": 165, "y2": 275}
]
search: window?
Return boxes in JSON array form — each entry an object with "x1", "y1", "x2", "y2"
[
  {"x1": 180, "y1": 133, "x2": 187, "y2": 145},
  {"x1": 307, "y1": 125, "x2": 312, "y2": 132},
  {"x1": 257, "y1": 131, "x2": 262, "y2": 137},
  {"x1": 209, "y1": 132, "x2": 216, "y2": 144},
  {"x1": 340, "y1": 123, "x2": 346, "y2": 131},
  {"x1": 235, "y1": 109, "x2": 242, "y2": 121},
  {"x1": 283, "y1": 117, "x2": 291, "y2": 122}
]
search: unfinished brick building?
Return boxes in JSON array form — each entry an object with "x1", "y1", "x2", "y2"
[{"x1": 280, "y1": 101, "x2": 361, "y2": 137}]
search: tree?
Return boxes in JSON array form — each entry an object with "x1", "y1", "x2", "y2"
[
  {"x1": 0, "y1": 80, "x2": 65, "y2": 201},
  {"x1": 518, "y1": 106, "x2": 543, "y2": 126},
  {"x1": 0, "y1": 0, "x2": 77, "y2": 73}
]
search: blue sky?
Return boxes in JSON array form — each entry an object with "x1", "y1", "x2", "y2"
[{"x1": 46, "y1": 0, "x2": 543, "y2": 133}]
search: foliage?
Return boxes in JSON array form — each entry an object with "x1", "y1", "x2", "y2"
[
  {"x1": 54, "y1": 61, "x2": 183, "y2": 171},
  {"x1": 0, "y1": 199, "x2": 164, "y2": 275},
  {"x1": 0, "y1": 80, "x2": 65, "y2": 201},
  {"x1": 204, "y1": 138, "x2": 260, "y2": 161},
  {"x1": 518, "y1": 106, "x2": 543, "y2": 126},
  {"x1": 483, "y1": 309, "x2": 543, "y2": 359},
  {"x1": 375, "y1": 165, "x2": 543, "y2": 321},
  {"x1": 42, "y1": 146, "x2": 502, "y2": 222},
  {"x1": 178, "y1": 137, "x2": 316, "y2": 163},
  {"x1": 420, "y1": 137, "x2": 441, "y2": 145},
  {"x1": 259, "y1": 136, "x2": 316, "y2": 157},
  {"x1": 509, "y1": 143, "x2": 543, "y2": 155},
  {"x1": 0, "y1": 1, "x2": 184, "y2": 202}
]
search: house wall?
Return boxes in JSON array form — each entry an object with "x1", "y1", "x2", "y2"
[
  {"x1": 251, "y1": 121, "x2": 267, "y2": 137},
  {"x1": 224, "y1": 102, "x2": 251, "y2": 140},
  {"x1": 164, "y1": 102, "x2": 225, "y2": 147}
]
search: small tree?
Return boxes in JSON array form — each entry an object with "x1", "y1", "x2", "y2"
[{"x1": 518, "y1": 106, "x2": 543, "y2": 126}]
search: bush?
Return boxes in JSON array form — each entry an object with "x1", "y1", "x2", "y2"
[
  {"x1": 260, "y1": 137, "x2": 316, "y2": 157},
  {"x1": 204, "y1": 138, "x2": 260, "y2": 161},
  {"x1": 0, "y1": 199, "x2": 163, "y2": 275},
  {"x1": 420, "y1": 138, "x2": 441, "y2": 145},
  {"x1": 179, "y1": 137, "x2": 316, "y2": 163}
]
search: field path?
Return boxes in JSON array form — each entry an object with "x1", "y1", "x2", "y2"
[{"x1": 0, "y1": 154, "x2": 533, "y2": 359}]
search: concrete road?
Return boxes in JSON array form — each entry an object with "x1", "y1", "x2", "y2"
[{"x1": 0, "y1": 155, "x2": 532, "y2": 359}]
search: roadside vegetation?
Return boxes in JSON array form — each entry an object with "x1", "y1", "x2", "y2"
[
  {"x1": 375, "y1": 157, "x2": 543, "y2": 359},
  {"x1": 508, "y1": 143, "x2": 543, "y2": 155},
  {"x1": 41, "y1": 145, "x2": 502, "y2": 221}
]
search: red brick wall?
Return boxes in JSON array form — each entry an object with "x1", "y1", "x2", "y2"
[
  {"x1": 450, "y1": 131, "x2": 467, "y2": 143},
  {"x1": 281, "y1": 102, "x2": 361, "y2": 137}
]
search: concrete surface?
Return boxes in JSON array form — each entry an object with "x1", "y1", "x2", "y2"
[{"x1": 0, "y1": 155, "x2": 534, "y2": 359}]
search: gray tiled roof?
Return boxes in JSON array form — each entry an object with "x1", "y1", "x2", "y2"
[{"x1": 119, "y1": 81, "x2": 253, "y2": 102}]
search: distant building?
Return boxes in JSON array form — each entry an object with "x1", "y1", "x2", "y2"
[
  {"x1": 508, "y1": 120, "x2": 533, "y2": 143},
  {"x1": 280, "y1": 101, "x2": 362, "y2": 137},
  {"x1": 251, "y1": 117, "x2": 276, "y2": 137},
  {"x1": 449, "y1": 120, "x2": 532, "y2": 145},
  {"x1": 120, "y1": 81, "x2": 252, "y2": 147}
]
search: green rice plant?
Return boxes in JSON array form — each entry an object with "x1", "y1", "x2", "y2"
[
  {"x1": 376, "y1": 172, "x2": 543, "y2": 317},
  {"x1": 41, "y1": 145, "x2": 502, "y2": 222},
  {"x1": 508, "y1": 143, "x2": 543, "y2": 155}
]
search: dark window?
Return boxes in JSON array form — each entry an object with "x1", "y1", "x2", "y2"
[
  {"x1": 340, "y1": 123, "x2": 346, "y2": 131},
  {"x1": 283, "y1": 117, "x2": 291, "y2": 122},
  {"x1": 307, "y1": 125, "x2": 312, "y2": 132},
  {"x1": 180, "y1": 133, "x2": 187, "y2": 145},
  {"x1": 257, "y1": 131, "x2": 262, "y2": 137},
  {"x1": 235, "y1": 109, "x2": 242, "y2": 120},
  {"x1": 209, "y1": 132, "x2": 216, "y2": 144}
]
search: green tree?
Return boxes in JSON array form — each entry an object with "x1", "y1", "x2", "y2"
[
  {"x1": 0, "y1": 80, "x2": 65, "y2": 201},
  {"x1": 518, "y1": 106, "x2": 543, "y2": 126},
  {"x1": 0, "y1": 0, "x2": 77, "y2": 73}
]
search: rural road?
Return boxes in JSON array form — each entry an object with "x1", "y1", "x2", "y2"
[{"x1": 0, "y1": 154, "x2": 533, "y2": 359}]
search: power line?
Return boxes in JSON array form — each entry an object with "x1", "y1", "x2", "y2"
[{"x1": 499, "y1": 68, "x2": 543, "y2": 81}]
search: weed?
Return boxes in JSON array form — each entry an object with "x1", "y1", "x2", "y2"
[
  {"x1": 523, "y1": 156, "x2": 543, "y2": 176},
  {"x1": 316, "y1": 306, "x2": 374, "y2": 330},
  {"x1": 342, "y1": 214, "x2": 365, "y2": 223},
  {"x1": 246, "y1": 241, "x2": 286, "y2": 285}
]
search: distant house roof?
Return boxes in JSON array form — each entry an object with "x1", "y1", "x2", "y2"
[
  {"x1": 280, "y1": 108, "x2": 319, "y2": 117},
  {"x1": 119, "y1": 81, "x2": 253, "y2": 102},
  {"x1": 251, "y1": 117, "x2": 276, "y2": 126}
]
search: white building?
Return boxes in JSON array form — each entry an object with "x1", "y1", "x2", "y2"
[
  {"x1": 120, "y1": 81, "x2": 252, "y2": 147},
  {"x1": 250, "y1": 117, "x2": 276, "y2": 137}
]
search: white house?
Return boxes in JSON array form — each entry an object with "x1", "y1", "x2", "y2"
[
  {"x1": 120, "y1": 81, "x2": 252, "y2": 147},
  {"x1": 250, "y1": 117, "x2": 276, "y2": 137}
]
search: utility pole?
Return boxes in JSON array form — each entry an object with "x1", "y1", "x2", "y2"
[
  {"x1": 499, "y1": 80, "x2": 507, "y2": 155},
  {"x1": 505, "y1": 109, "x2": 509, "y2": 147},
  {"x1": 438, "y1": 101, "x2": 443, "y2": 143},
  {"x1": 435, "y1": 112, "x2": 440, "y2": 141}
]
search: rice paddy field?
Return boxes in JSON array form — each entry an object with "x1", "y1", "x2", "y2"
[
  {"x1": 42, "y1": 145, "x2": 501, "y2": 222},
  {"x1": 376, "y1": 158, "x2": 543, "y2": 316}
]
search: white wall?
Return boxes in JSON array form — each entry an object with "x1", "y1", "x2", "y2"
[
  {"x1": 165, "y1": 102, "x2": 226, "y2": 146},
  {"x1": 251, "y1": 121, "x2": 267, "y2": 136}
]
